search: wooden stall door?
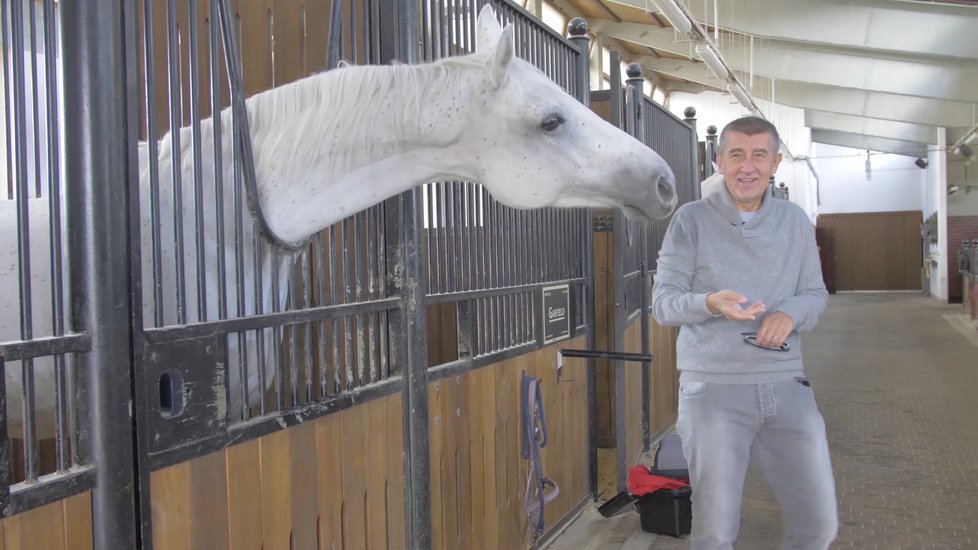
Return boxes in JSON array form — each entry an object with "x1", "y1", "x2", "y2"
[{"x1": 816, "y1": 211, "x2": 922, "y2": 291}]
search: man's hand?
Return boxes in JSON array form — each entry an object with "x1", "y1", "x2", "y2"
[
  {"x1": 755, "y1": 311, "x2": 795, "y2": 348},
  {"x1": 706, "y1": 290, "x2": 766, "y2": 320}
]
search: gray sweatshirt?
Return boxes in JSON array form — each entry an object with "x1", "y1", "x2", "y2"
[{"x1": 651, "y1": 185, "x2": 828, "y2": 384}]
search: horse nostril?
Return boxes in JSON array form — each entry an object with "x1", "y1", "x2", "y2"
[{"x1": 657, "y1": 179, "x2": 676, "y2": 203}]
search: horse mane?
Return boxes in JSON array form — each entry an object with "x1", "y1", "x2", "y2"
[{"x1": 243, "y1": 53, "x2": 490, "y2": 178}]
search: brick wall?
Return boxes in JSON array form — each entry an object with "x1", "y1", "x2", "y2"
[{"x1": 947, "y1": 216, "x2": 978, "y2": 303}]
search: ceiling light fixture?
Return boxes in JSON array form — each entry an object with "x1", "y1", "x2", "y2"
[
  {"x1": 914, "y1": 158, "x2": 928, "y2": 169},
  {"x1": 650, "y1": 0, "x2": 693, "y2": 35},
  {"x1": 695, "y1": 43, "x2": 729, "y2": 81}
]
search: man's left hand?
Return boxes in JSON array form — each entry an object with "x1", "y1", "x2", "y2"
[{"x1": 756, "y1": 311, "x2": 795, "y2": 348}]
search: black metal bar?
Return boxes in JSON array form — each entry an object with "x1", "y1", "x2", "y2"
[
  {"x1": 165, "y1": 0, "x2": 187, "y2": 324},
  {"x1": 0, "y1": 334, "x2": 89, "y2": 362},
  {"x1": 559, "y1": 348, "x2": 653, "y2": 363},
  {"x1": 388, "y1": 1, "x2": 430, "y2": 546},
  {"x1": 62, "y1": 0, "x2": 138, "y2": 544},
  {"x1": 8, "y1": 466, "x2": 96, "y2": 517},
  {"x1": 142, "y1": 297, "x2": 401, "y2": 343}
]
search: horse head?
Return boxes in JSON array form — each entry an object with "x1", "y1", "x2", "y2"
[{"x1": 457, "y1": 6, "x2": 677, "y2": 222}]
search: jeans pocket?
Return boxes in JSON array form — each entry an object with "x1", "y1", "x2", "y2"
[{"x1": 679, "y1": 381, "x2": 711, "y2": 396}]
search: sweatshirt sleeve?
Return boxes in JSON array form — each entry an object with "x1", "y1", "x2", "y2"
[
  {"x1": 651, "y1": 208, "x2": 716, "y2": 326},
  {"x1": 774, "y1": 219, "x2": 828, "y2": 333}
]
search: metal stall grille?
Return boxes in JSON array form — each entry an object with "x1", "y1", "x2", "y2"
[
  {"x1": 0, "y1": 0, "x2": 94, "y2": 516},
  {"x1": 130, "y1": 0, "x2": 406, "y2": 480},
  {"x1": 419, "y1": 0, "x2": 590, "y2": 366}
]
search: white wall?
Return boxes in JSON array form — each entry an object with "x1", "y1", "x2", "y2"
[{"x1": 812, "y1": 143, "x2": 924, "y2": 215}]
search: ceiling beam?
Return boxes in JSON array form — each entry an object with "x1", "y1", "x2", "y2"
[
  {"x1": 605, "y1": 0, "x2": 978, "y2": 61},
  {"x1": 805, "y1": 111, "x2": 939, "y2": 144},
  {"x1": 810, "y1": 129, "x2": 932, "y2": 157},
  {"x1": 594, "y1": 20, "x2": 978, "y2": 103}
]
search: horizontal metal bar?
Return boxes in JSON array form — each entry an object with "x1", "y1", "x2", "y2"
[
  {"x1": 559, "y1": 348, "x2": 653, "y2": 363},
  {"x1": 428, "y1": 341, "x2": 540, "y2": 382},
  {"x1": 7, "y1": 466, "x2": 96, "y2": 517},
  {"x1": 0, "y1": 333, "x2": 90, "y2": 361},
  {"x1": 426, "y1": 278, "x2": 586, "y2": 305},
  {"x1": 145, "y1": 377, "x2": 404, "y2": 471},
  {"x1": 142, "y1": 297, "x2": 401, "y2": 344}
]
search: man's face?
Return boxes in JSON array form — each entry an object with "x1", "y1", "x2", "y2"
[{"x1": 716, "y1": 131, "x2": 782, "y2": 212}]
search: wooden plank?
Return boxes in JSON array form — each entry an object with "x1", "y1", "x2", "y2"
[
  {"x1": 364, "y1": 399, "x2": 390, "y2": 550},
  {"x1": 340, "y1": 404, "x2": 368, "y2": 550},
  {"x1": 270, "y1": 0, "x2": 304, "y2": 87},
  {"x1": 260, "y1": 428, "x2": 293, "y2": 550},
  {"x1": 226, "y1": 439, "x2": 264, "y2": 550},
  {"x1": 453, "y1": 373, "x2": 474, "y2": 550},
  {"x1": 428, "y1": 378, "x2": 447, "y2": 550},
  {"x1": 236, "y1": 0, "x2": 273, "y2": 97},
  {"x1": 385, "y1": 393, "x2": 406, "y2": 549},
  {"x1": 315, "y1": 412, "x2": 344, "y2": 549},
  {"x1": 287, "y1": 422, "x2": 318, "y2": 550},
  {"x1": 151, "y1": 462, "x2": 192, "y2": 550},
  {"x1": 190, "y1": 450, "x2": 230, "y2": 549},
  {"x1": 62, "y1": 492, "x2": 93, "y2": 550},
  {"x1": 467, "y1": 368, "x2": 488, "y2": 549},
  {"x1": 4, "y1": 498, "x2": 64, "y2": 550},
  {"x1": 302, "y1": 0, "x2": 332, "y2": 74},
  {"x1": 479, "y1": 366, "x2": 500, "y2": 550}
]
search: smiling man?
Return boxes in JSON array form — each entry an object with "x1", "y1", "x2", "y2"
[{"x1": 652, "y1": 116, "x2": 836, "y2": 550}]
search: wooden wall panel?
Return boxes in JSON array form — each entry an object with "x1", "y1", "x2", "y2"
[
  {"x1": 817, "y1": 211, "x2": 922, "y2": 291},
  {"x1": 623, "y1": 319, "x2": 645, "y2": 465},
  {"x1": 0, "y1": 492, "x2": 92, "y2": 550},
  {"x1": 428, "y1": 336, "x2": 589, "y2": 550},
  {"x1": 650, "y1": 317, "x2": 678, "y2": 437},
  {"x1": 151, "y1": 391, "x2": 404, "y2": 550},
  {"x1": 592, "y1": 230, "x2": 615, "y2": 447}
]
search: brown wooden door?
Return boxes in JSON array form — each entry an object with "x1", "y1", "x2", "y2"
[{"x1": 816, "y1": 211, "x2": 922, "y2": 291}]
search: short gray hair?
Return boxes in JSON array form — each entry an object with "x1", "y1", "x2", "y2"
[{"x1": 718, "y1": 116, "x2": 780, "y2": 154}]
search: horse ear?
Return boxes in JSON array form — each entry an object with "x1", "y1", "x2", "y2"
[
  {"x1": 487, "y1": 24, "x2": 515, "y2": 88},
  {"x1": 476, "y1": 5, "x2": 502, "y2": 53}
]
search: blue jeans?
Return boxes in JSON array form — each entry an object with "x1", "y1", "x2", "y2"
[{"x1": 676, "y1": 379, "x2": 838, "y2": 550}]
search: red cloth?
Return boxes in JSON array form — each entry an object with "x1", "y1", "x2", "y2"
[{"x1": 627, "y1": 465, "x2": 690, "y2": 497}]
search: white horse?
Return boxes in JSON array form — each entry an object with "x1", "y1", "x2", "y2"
[
  {"x1": 700, "y1": 171, "x2": 725, "y2": 197},
  {"x1": 0, "y1": 6, "x2": 676, "y2": 438}
]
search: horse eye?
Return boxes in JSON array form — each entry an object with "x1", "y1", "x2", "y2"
[{"x1": 541, "y1": 114, "x2": 564, "y2": 132}]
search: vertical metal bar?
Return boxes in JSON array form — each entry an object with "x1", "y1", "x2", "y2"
[
  {"x1": 389, "y1": 0, "x2": 431, "y2": 544},
  {"x1": 9, "y1": 0, "x2": 40, "y2": 482},
  {"x1": 63, "y1": 0, "x2": 137, "y2": 543},
  {"x1": 165, "y1": 0, "x2": 187, "y2": 324},
  {"x1": 343, "y1": 217, "x2": 355, "y2": 389},
  {"x1": 27, "y1": 0, "x2": 41, "y2": 199},
  {"x1": 42, "y1": 0, "x2": 69, "y2": 473},
  {"x1": 188, "y1": 0, "x2": 209, "y2": 321},
  {"x1": 303, "y1": 250, "x2": 314, "y2": 403},
  {"x1": 568, "y1": 18, "x2": 598, "y2": 497},
  {"x1": 355, "y1": 212, "x2": 366, "y2": 386},
  {"x1": 141, "y1": 0, "x2": 165, "y2": 327},
  {"x1": 316, "y1": 234, "x2": 329, "y2": 397},
  {"x1": 377, "y1": 205, "x2": 389, "y2": 379},
  {"x1": 254, "y1": 234, "x2": 266, "y2": 416},
  {"x1": 2, "y1": 0, "x2": 14, "y2": 201},
  {"x1": 329, "y1": 226, "x2": 341, "y2": 393},
  {"x1": 209, "y1": 0, "x2": 227, "y2": 322},
  {"x1": 367, "y1": 208, "x2": 378, "y2": 384}
]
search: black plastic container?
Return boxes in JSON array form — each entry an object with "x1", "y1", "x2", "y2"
[{"x1": 637, "y1": 485, "x2": 692, "y2": 537}]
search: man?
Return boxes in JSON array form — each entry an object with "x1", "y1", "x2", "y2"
[{"x1": 651, "y1": 116, "x2": 837, "y2": 549}]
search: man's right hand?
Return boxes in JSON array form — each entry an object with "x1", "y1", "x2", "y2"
[{"x1": 706, "y1": 290, "x2": 766, "y2": 320}]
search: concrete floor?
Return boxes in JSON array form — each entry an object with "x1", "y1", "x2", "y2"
[{"x1": 545, "y1": 292, "x2": 978, "y2": 549}]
